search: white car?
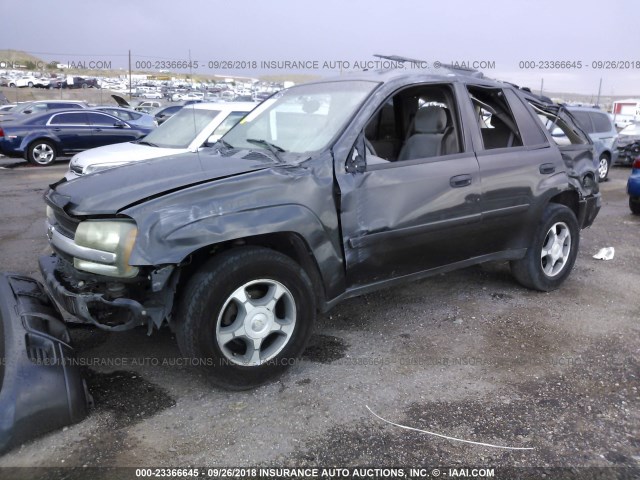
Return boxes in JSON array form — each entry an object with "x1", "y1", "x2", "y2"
[
  {"x1": 65, "y1": 102, "x2": 256, "y2": 180},
  {"x1": 140, "y1": 91, "x2": 163, "y2": 99},
  {"x1": 10, "y1": 76, "x2": 49, "y2": 88}
]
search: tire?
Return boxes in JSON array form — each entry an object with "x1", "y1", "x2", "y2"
[
  {"x1": 27, "y1": 81, "x2": 33, "y2": 88},
  {"x1": 81, "y1": 84, "x2": 87, "y2": 89},
  {"x1": 9, "y1": 83, "x2": 15, "y2": 88},
  {"x1": 510, "y1": 204, "x2": 580, "y2": 291},
  {"x1": 630, "y1": 197, "x2": 640, "y2": 215},
  {"x1": 175, "y1": 247, "x2": 316, "y2": 390},
  {"x1": 597, "y1": 154, "x2": 610, "y2": 182},
  {"x1": 26, "y1": 140, "x2": 57, "y2": 166}
]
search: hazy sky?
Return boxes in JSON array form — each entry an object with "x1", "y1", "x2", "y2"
[{"x1": 3, "y1": 0, "x2": 640, "y2": 95}]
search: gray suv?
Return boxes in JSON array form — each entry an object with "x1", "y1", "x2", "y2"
[
  {"x1": 565, "y1": 106, "x2": 618, "y2": 182},
  {"x1": 28, "y1": 64, "x2": 601, "y2": 389}
]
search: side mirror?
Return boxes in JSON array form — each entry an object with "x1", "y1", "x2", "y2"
[
  {"x1": 114, "y1": 121, "x2": 127, "y2": 128},
  {"x1": 205, "y1": 134, "x2": 219, "y2": 146},
  {"x1": 345, "y1": 133, "x2": 366, "y2": 174},
  {"x1": 551, "y1": 127, "x2": 565, "y2": 137}
]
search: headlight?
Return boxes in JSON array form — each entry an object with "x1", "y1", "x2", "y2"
[
  {"x1": 46, "y1": 205, "x2": 56, "y2": 225},
  {"x1": 73, "y1": 220, "x2": 139, "y2": 278},
  {"x1": 83, "y1": 162, "x2": 130, "y2": 175}
]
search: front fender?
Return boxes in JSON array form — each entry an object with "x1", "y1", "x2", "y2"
[{"x1": 127, "y1": 204, "x2": 345, "y2": 299}]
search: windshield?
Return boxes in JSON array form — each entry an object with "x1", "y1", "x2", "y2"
[
  {"x1": 142, "y1": 107, "x2": 220, "y2": 148},
  {"x1": 223, "y1": 80, "x2": 377, "y2": 155},
  {"x1": 11, "y1": 102, "x2": 39, "y2": 114}
]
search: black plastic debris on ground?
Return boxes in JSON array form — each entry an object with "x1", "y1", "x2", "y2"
[{"x1": 0, "y1": 273, "x2": 91, "y2": 455}]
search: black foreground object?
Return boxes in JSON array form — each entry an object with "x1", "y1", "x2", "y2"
[{"x1": 0, "y1": 273, "x2": 91, "y2": 455}]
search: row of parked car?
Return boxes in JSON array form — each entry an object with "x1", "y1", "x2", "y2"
[
  {"x1": 1, "y1": 75, "x2": 99, "y2": 89},
  {"x1": 0, "y1": 96, "x2": 257, "y2": 167}
]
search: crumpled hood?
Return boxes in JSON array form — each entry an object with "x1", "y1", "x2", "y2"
[
  {"x1": 48, "y1": 149, "x2": 274, "y2": 216},
  {"x1": 617, "y1": 133, "x2": 640, "y2": 147},
  {"x1": 70, "y1": 141, "x2": 189, "y2": 169}
]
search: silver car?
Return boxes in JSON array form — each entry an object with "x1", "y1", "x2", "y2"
[
  {"x1": 566, "y1": 106, "x2": 619, "y2": 182},
  {"x1": 92, "y1": 107, "x2": 158, "y2": 129}
]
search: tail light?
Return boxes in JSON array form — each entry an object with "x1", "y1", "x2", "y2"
[
  {"x1": 633, "y1": 157, "x2": 640, "y2": 169},
  {"x1": 0, "y1": 127, "x2": 4, "y2": 138}
]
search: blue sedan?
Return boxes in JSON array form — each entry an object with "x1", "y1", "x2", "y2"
[
  {"x1": 628, "y1": 157, "x2": 640, "y2": 215},
  {"x1": 0, "y1": 109, "x2": 152, "y2": 166}
]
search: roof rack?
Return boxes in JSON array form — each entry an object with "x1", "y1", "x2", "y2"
[
  {"x1": 373, "y1": 54, "x2": 484, "y2": 78},
  {"x1": 373, "y1": 54, "x2": 426, "y2": 64}
]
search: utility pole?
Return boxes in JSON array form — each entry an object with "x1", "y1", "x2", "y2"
[
  {"x1": 596, "y1": 78, "x2": 602, "y2": 107},
  {"x1": 128, "y1": 50, "x2": 132, "y2": 100}
]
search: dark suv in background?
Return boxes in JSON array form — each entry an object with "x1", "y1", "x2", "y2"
[{"x1": 28, "y1": 64, "x2": 600, "y2": 389}]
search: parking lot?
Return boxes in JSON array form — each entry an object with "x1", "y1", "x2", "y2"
[{"x1": 0, "y1": 158, "x2": 637, "y2": 474}]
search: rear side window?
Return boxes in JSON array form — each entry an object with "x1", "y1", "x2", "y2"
[
  {"x1": 591, "y1": 112, "x2": 613, "y2": 133},
  {"x1": 467, "y1": 86, "x2": 523, "y2": 150},
  {"x1": 49, "y1": 112, "x2": 89, "y2": 125},
  {"x1": 503, "y1": 90, "x2": 548, "y2": 146}
]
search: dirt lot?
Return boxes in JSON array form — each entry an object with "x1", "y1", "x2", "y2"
[{"x1": 0, "y1": 159, "x2": 638, "y2": 477}]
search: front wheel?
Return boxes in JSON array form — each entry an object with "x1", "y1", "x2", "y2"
[
  {"x1": 510, "y1": 204, "x2": 580, "y2": 291},
  {"x1": 26, "y1": 140, "x2": 57, "y2": 166},
  {"x1": 175, "y1": 247, "x2": 316, "y2": 390},
  {"x1": 630, "y1": 196, "x2": 640, "y2": 215},
  {"x1": 597, "y1": 154, "x2": 610, "y2": 182}
]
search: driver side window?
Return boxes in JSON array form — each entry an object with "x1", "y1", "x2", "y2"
[{"x1": 362, "y1": 83, "x2": 462, "y2": 168}]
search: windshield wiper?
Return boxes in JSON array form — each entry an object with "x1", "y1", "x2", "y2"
[
  {"x1": 137, "y1": 140, "x2": 159, "y2": 147},
  {"x1": 216, "y1": 139, "x2": 234, "y2": 150},
  {"x1": 246, "y1": 138, "x2": 285, "y2": 162}
]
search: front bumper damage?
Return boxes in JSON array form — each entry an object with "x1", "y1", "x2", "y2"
[
  {"x1": 39, "y1": 255, "x2": 177, "y2": 332},
  {"x1": 0, "y1": 273, "x2": 91, "y2": 454}
]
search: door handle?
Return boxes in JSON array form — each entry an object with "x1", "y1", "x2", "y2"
[
  {"x1": 52, "y1": 128, "x2": 61, "y2": 132},
  {"x1": 92, "y1": 128, "x2": 103, "y2": 132},
  {"x1": 450, "y1": 174, "x2": 472, "y2": 188},
  {"x1": 539, "y1": 163, "x2": 556, "y2": 174}
]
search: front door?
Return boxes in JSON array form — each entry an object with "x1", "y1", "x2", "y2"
[{"x1": 335, "y1": 83, "x2": 483, "y2": 286}]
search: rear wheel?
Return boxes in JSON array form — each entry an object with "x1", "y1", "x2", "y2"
[
  {"x1": 26, "y1": 140, "x2": 57, "y2": 166},
  {"x1": 597, "y1": 154, "x2": 610, "y2": 182},
  {"x1": 630, "y1": 196, "x2": 640, "y2": 215},
  {"x1": 175, "y1": 247, "x2": 316, "y2": 390},
  {"x1": 510, "y1": 204, "x2": 580, "y2": 291}
]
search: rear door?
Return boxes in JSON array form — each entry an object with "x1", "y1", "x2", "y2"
[
  {"x1": 462, "y1": 85, "x2": 558, "y2": 254},
  {"x1": 336, "y1": 82, "x2": 482, "y2": 286}
]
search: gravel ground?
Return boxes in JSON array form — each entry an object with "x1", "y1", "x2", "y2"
[{"x1": 0, "y1": 159, "x2": 638, "y2": 478}]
